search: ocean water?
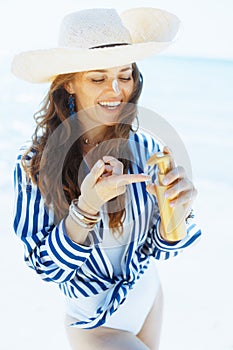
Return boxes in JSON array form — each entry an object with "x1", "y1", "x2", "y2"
[{"x1": 0, "y1": 54, "x2": 233, "y2": 349}]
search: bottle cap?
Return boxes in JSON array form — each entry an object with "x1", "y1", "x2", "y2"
[{"x1": 146, "y1": 152, "x2": 172, "y2": 175}]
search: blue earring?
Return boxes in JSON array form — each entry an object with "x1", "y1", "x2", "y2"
[{"x1": 68, "y1": 94, "x2": 76, "y2": 119}]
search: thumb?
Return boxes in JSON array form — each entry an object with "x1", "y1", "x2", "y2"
[
  {"x1": 163, "y1": 145, "x2": 172, "y2": 154},
  {"x1": 146, "y1": 183, "x2": 156, "y2": 196},
  {"x1": 90, "y1": 159, "x2": 105, "y2": 184},
  {"x1": 163, "y1": 145, "x2": 175, "y2": 168}
]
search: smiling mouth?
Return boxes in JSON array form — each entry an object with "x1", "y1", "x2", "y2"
[{"x1": 98, "y1": 101, "x2": 121, "y2": 110}]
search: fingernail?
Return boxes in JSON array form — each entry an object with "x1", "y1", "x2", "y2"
[
  {"x1": 140, "y1": 173, "x2": 151, "y2": 178},
  {"x1": 162, "y1": 178, "x2": 169, "y2": 185},
  {"x1": 96, "y1": 160, "x2": 104, "y2": 168},
  {"x1": 145, "y1": 179, "x2": 152, "y2": 185}
]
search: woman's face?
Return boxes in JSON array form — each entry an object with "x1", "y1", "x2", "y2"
[{"x1": 66, "y1": 65, "x2": 134, "y2": 128}]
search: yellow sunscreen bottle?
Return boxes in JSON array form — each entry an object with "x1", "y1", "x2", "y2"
[{"x1": 147, "y1": 152, "x2": 187, "y2": 242}]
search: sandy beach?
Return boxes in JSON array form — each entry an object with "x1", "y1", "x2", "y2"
[{"x1": 0, "y1": 53, "x2": 232, "y2": 349}]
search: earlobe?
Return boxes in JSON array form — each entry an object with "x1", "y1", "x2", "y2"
[{"x1": 64, "y1": 82, "x2": 74, "y2": 94}]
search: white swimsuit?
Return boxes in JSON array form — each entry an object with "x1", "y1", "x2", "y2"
[{"x1": 65, "y1": 211, "x2": 161, "y2": 335}]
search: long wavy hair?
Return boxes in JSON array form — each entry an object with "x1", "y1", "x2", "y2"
[{"x1": 22, "y1": 63, "x2": 143, "y2": 235}]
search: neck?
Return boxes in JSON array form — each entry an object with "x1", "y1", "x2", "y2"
[
  {"x1": 80, "y1": 125, "x2": 109, "y2": 153},
  {"x1": 77, "y1": 113, "x2": 107, "y2": 139},
  {"x1": 83, "y1": 125, "x2": 106, "y2": 141}
]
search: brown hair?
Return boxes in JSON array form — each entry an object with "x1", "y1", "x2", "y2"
[{"x1": 22, "y1": 63, "x2": 143, "y2": 234}]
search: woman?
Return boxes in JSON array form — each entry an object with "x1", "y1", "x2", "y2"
[{"x1": 12, "y1": 8, "x2": 201, "y2": 350}]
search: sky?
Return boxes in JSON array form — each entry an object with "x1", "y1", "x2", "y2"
[{"x1": 0, "y1": 0, "x2": 233, "y2": 60}]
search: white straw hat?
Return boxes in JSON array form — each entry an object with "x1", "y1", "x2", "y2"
[{"x1": 11, "y1": 7, "x2": 181, "y2": 83}]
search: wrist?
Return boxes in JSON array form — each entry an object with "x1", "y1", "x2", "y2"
[
  {"x1": 65, "y1": 215, "x2": 90, "y2": 244},
  {"x1": 78, "y1": 195, "x2": 100, "y2": 215},
  {"x1": 68, "y1": 198, "x2": 101, "y2": 232}
]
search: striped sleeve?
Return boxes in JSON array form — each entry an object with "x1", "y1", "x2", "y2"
[
  {"x1": 13, "y1": 149, "x2": 93, "y2": 284},
  {"x1": 141, "y1": 211, "x2": 202, "y2": 260}
]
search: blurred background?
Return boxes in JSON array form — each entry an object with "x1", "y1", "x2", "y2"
[{"x1": 0, "y1": 1, "x2": 232, "y2": 349}]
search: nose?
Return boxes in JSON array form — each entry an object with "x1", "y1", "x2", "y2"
[{"x1": 112, "y1": 79, "x2": 120, "y2": 94}]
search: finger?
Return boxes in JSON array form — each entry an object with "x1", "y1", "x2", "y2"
[
  {"x1": 163, "y1": 146, "x2": 176, "y2": 169},
  {"x1": 90, "y1": 159, "x2": 106, "y2": 183},
  {"x1": 102, "y1": 155, "x2": 117, "y2": 162},
  {"x1": 113, "y1": 173, "x2": 151, "y2": 186},
  {"x1": 112, "y1": 163, "x2": 123, "y2": 176},
  {"x1": 146, "y1": 183, "x2": 157, "y2": 196},
  {"x1": 163, "y1": 145, "x2": 172, "y2": 154},
  {"x1": 169, "y1": 188, "x2": 197, "y2": 207},
  {"x1": 101, "y1": 164, "x2": 113, "y2": 176},
  {"x1": 102, "y1": 156, "x2": 121, "y2": 166},
  {"x1": 102, "y1": 156, "x2": 123, "y2": 175},
  {"x1": 165, "y1": 178, "x2": 192, "y2": 200},
  {"x1": 162, "y1": 166, "x2": 186, "y2": 185}
]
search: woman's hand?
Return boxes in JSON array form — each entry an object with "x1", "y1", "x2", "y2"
[
  {"x1": 79, "y1": 156, "x2": 151, "y2": 214},
  {"x1": 146, "y1": 147, "x2": 197, "y2": 216}
]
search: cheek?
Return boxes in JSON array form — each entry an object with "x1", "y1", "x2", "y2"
[
  {"x1": 75, "y1": 92, "x2": 87, "y2": 110},
  {"x1": 124, "y1": 83, "x2": 134, "y2": 99},
  {"x1": 76, "y1": 88, "x2": 99, "y2": 110}
]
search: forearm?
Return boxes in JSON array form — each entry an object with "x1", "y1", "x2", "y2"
[{"x1": 64, "y1": 214, "x2": 92, "y2": 245}]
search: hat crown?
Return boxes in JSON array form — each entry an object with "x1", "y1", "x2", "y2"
[
  {"x1": 12, "y1": 7, "x2": 181, "y2": 83},
  {"x1": 58, "y1": 8, "x2": 132, "y2": 49}
]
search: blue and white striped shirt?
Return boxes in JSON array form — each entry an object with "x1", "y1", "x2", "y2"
[{"x1": 13, "y1": 131, "x2": 201, "y2": 329}]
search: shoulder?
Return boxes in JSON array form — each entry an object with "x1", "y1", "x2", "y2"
[
  {"x1": 14, "y1": 142, "x2": 40, "y2": 189},
  {"x1": 16, "y1": 140, "x2": 37, "y2": 165}
]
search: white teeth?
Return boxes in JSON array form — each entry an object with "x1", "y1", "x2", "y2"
[{"x1": 99, "y1": 101, "x2": 121, "y2": 107}]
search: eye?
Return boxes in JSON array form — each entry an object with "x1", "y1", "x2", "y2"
[
  {"x1": 119, "y1": 77, "x2": 132, "y2": 82},
  {"x1": 91, "y1": 78, "x2": 105, "y2": 83}
]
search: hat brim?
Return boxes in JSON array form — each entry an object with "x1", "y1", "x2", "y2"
[{"x1": 11, "y1": 41, "x2": 172, "y2": 83}]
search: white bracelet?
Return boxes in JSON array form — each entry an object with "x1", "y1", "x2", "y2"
[
  {"x1": 69, "y1": 198, "x2": 101, "y2": 229},
  {"x1": 71, "y1": 199, "x2": 101, "y2": 222},
  {"x1": 69, "y1": 207, "x2": 96, "y2": 229}
]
